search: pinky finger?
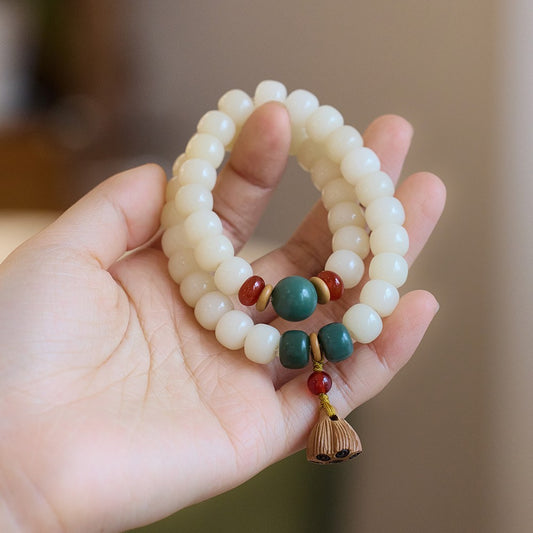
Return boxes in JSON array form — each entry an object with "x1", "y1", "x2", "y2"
[
  {"x1": 330, "y1": 290, "x2": 440, "y2": 415},
  {"x1": 274, "y1": 290, "x2": 439, "y2": 457}
]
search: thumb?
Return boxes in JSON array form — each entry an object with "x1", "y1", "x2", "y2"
[{"x1": 37, "y1": 164, "x2": 166, "y2": 269}]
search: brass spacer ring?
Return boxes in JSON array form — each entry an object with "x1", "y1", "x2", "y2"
[
  {"x1": 310, "y1": 332, "x2": 324, "y2": 363},
  {"x1": 255, "y1": 284, "x2": 273, "y2": 312},
  {"x1": 309, "y1": 276, "x2": 331, "y2": 305}
]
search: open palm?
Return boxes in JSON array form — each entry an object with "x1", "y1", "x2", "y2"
[{"x1": 0, "y1": 104, "x2": 445, "y2": 531}]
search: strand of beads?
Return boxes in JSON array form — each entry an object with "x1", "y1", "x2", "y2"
[
  {"x1": 161, "y1": 80, "x2": 409, "y2": 463},
  {"x1": 162, "y1": 80, "x2": 408, "y2": 356}
]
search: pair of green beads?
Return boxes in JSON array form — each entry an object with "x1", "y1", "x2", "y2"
[{"x1": 279, "y1": 322, "x2": 353, "y2": 369}]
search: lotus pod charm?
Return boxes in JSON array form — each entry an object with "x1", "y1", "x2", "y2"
[{"x1": 306, "y1": 403, "x2": 362, "y2": 464}]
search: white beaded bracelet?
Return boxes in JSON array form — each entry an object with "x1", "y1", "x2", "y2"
[{"x1": 161, "y1": 80, "x2": 409, "y2": 464}]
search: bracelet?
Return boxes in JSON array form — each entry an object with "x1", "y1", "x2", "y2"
[{"x1": 161, "y1": 81, "x2": 409, "y2": 464}]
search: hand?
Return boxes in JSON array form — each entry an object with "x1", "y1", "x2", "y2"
[{"x1": 0, "y1": 103, "x2": 445, "y2": 531}]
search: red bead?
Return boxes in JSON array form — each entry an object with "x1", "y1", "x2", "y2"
[
  {"x1": 238, "y1": 275, "x2": 265, "y2": 306},
  {"x1": 307, "y1": 371, "x2": 332, "y2": 395},
  {"x1": 317, "y1": 270, "x2": 344, "y2": 300}
]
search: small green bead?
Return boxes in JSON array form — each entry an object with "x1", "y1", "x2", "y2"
[
  {"x1": 318, "y1": 322, "x2": 353, "y2": 363},
  {"x1": 271, "y1": 276, "x2": 318, "y2": 322},
  {"x1": 279, "y1": 330, "x2": 310, "y2": 369}
]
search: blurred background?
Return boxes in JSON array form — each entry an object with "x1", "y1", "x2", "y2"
[{"x1": 1, "y1": 0, "x2": 532, "y2": 532}]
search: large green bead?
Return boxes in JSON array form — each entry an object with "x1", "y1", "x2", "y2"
[
  {"x1": 279, "y1": 330, "x2": 310, "y2": 369},
  {"x1": 318, "y1": 322, "x2": 353, "y2": 363},
  {"x1": 271, "y1": 276, "x2": 318, "y2": 322}
]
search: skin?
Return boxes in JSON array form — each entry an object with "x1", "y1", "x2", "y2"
[{"x1": 0, "y1": 103, "x2": 445, "y2": 531}]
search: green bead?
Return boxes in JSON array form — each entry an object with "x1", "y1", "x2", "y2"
[
  {"x1": 318, "y1": 322, "x2": 353, "y2": 363},
  {"x1": 279, "y1": 330, "x2": 310, "y2": 369},
  {"x1": 271, "y1": 276, "x2": 318, "y2": 322}
]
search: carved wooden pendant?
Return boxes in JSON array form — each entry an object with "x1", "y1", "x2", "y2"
[{"x1": 306, "y1": 408, "x2": 362, "y2": 464}]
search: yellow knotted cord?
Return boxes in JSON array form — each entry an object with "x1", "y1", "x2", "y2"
[
  {"x1": 312, "y1": 360, "x2": 337, "y2": 418},
  {"x1": 318, "y1": 392, "x2": 337, "y2": 418}
]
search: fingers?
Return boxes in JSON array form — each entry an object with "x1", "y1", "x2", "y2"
[
  {"x1": 214, "y1": 102, "x2": 291, "y2": 252},
  {"x1": 333, "y1": 290, "x2": 439, "y2": 409},
  {"x1": 362, "y1": 114, "x2": 413, "y2": 183},
  {"x1": 396, "y1": 171, "x2": 446, "y2": 266},
  {"x1": 274, "y1": 289, "x2": 439, "y2": 457},
  {"x1": 36, "y1": 164, "x2": 166, "y2": 269},
  {"x1": 277, "y1": 114, "x2": 417, "y2": 274}
]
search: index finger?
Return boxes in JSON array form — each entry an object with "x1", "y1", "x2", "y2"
[{"x1": 213, "y1": 102, "x2": 291, "y2": 253}]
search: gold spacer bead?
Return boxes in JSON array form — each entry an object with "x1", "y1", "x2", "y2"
[
  {"x1": 255, "y1": 284, "x2": 273, "y2": 312},
  {"x1": 310, "y1": 332, "x2": 324, "y2": 363},
  {"x1": 309, "y1": 276, "x2": 330, "y2": 305}
]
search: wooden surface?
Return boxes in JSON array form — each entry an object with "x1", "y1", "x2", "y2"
[
  {"x1": 0, "y1": 210, "x2": 58, "y2": 262},
  {"x1": 0, "y1": 124, "x2": 74, "y2": 210}
]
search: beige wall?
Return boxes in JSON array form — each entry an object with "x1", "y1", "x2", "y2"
[
  {"x1": 488, "y1": 1, "x2": 533, "y2": 531},
  {"x1": 114, "y1": 1, "x2": 529, "y2": 531}
]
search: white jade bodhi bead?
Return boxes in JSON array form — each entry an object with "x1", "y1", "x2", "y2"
[
  {"x1": 343, "y1": 303, "x2": 383, "y2": 344},
  {"x1": 244, "y1": 324, "x2": 281, "y2": 364},
  {"x1": 298, "y1": 139, "x2": 327, "y2": 171},
  {"x1": 325, "y1": 125, "x2": 364, "y2": 163},
  {"x1": 162, "y1": 223, "x2": 191, "y2": 257},
  {"x1": 194, "y1": 234, "x2": 234, "y2": 272},
  {"x1": 341, "y1": 146, "x2": 381, "y2": 185},
  {"x1": 369, "y1": 223, "x2": 409, "y2": 256},
  {"x1": 306, "y1": 105, "x2": 344, "y2": 142},
  {"x1": 214, "y1": 256, "x2": 253, "y2": 295},
  {"x1": 325, "y1": 250, "x2": 364, "y2": 289},
  {"x1": 168, "y1": 248, "x2": 198, "y2": 284},
  {"x1": 332, "y1": 225, "x2": 369, "y2": 258},
  {"x1": 215, "y1": 310, "x2": 254, "y2": 350},
  {"x1": 321, "y1": 178, "x2": 358, "y2": 210},
  {"x1": 285, "y1": 89, "x2": 319, "y2": 127},
  {"x1": 184, "y1": 209, "x2": 223, "y2": 245},
  {"x1": 254, "y1": 80, "x2": 287, "y2": 106},
  {"x1": 360, "y1": 279, "x2": 399, "y2": 317},
  {"x1": 369, "y1": 253, "x2": 408, "y2": 288},
  {"x1": 197, "y1": 110, "x2": 236, "y2": 147},
  {"x1": 355, "y1": 170, "x2": 395, "y2": 207},
  {"x1": 175, "y1": 183, "x2": 213, "y2": 216},
  {"x1": 327, "y1": 201, "x2": 365, "y2": 233},
  {"x1": 310, "y1": 158, "x2": 341, "y2": 190},
  {"x1": 177, "y1": 159, "x2": 218, "y2": 190},
  {"x1": 217, "y1": 89, "x2": 254, "y2": 126},
  {"x1": 185, "y1": 133, "x2": 225, "y2": 168},
  {"x1": 179, "y1": 271, "x2": 216, "y2": 307},
  {"x1": 365, "y1": 196, "x2": 405, "y2": 230},
  {"x1": 194, "y1": 291, "x2": 233, "y2": 330}
]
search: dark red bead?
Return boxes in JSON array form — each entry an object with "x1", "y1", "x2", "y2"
[
  {"x1": 317, "y1": 270, "x2": 344, "y2": 300},
  {"x1": 238, "y1": 275, "x2": 265, "y2": 306},
  {"x1": 307, "y1": 371, "x2": 332, "y2": 395}
]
